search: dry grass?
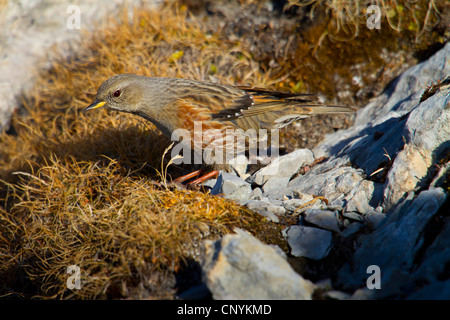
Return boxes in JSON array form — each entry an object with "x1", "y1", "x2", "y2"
[
  {"x1": 0, "y1": 157, "x2": 267, "y2": 299},
  {"x1": 287, "y1": 0, "x2": 443, "y2": 41},
  {"x1": 0, "y1": 3, "x2": 281, "y2": 299},
  {"x1": 0, "y1": 0, "x2": 447, "y2": 299}
]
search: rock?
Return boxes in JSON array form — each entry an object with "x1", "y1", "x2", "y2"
[
  {"x1": 201, "y1": 228, "x2": 315, "y2": 299},
  {"x1": 228, "y1": 154, "x2": 249, "y2": 178},
  {"x1": 248, "y1": 187, "x2": 263, "y2": 200},
  {"x1": 304, "y1": 209, "x2": 341, "y2": 232},
  {"x1": 283, "y1": 225, "x2": 332, "y2": 260},
  {"x1": 248, "y1": 149, "x2": 314, "y2": 185},
  {"x1": 210, "y1": 172, "x2": 252, "y2": 201},
  {"x1": 314, "y1": 43, "x2": 450, "y2": 177},
  {"x1": 412, "y1": 217, "x2": 450, "y2": 284},
  {"x1": 324, "y1": 290, "x2": 352, "y2": 300},
  {"x1": 245, "y1": 199, "x2": 283, "y2": 222},
  {"x1": 282, "y1": 195, "x2": 322, "y2": 213},
  {"x1": 337, "y1": 187, "x2": 447, "y2": 290},
  {"x1": 342, "y1": 211, "x2": 364, "y2": 223},
  {"x1": 407, "y1": 280, "x2": 450, "y2": 300},
  {"x1": 202, "y1": 178, "x2": 217, "y2": 189},
  {"x1": 363, "y1": 209, "x2": 386, "y2": 230},
  {"x1": 328, "y1": 199, "x2": 345, "y2": 211},
  {"x1": 340, "y1": 222, "x2": 364, "y2": 238},
  {"x1": 383, "y1": 88, "x2": 450, "y2": 210},
  {"x1": 262, "y1": 177, "x2": 290, "y2": 193},
  {"x1": 288, "y1": 162, "x2": 366, "y2": 204},
  {"x1": 343, "y1": 180, "x2": 375, "y2": 214}
]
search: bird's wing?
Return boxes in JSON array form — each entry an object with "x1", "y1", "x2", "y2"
[
  {"x1": 211, "y1": 86, "x2": 355, "y2": 130},
  {"x1": 168, "y1": 84, "x2": 354, "y2": 132}
]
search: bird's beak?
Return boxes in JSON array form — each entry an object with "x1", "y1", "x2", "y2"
[{"x1": 84, "y1": 100, "x2": 106, "y2": 113}]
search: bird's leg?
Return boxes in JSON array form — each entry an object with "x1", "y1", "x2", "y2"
[
  {"x1": 189, "y1": 170, "x2": 219, "y2": 186},
  {"x1": 173, "y1": 169, "x2": 203, "y2": 184}
]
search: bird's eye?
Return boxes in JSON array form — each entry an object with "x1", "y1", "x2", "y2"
[{"x1": 113, "y1": 90, "x2": 121, "y2": 97}]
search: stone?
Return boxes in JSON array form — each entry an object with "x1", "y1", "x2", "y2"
[
  {"x1": 324, "y1": 290, "x2": 352, "y2": 300},
  {"x1": 383, "y1": 89, "x2": 450, "y2": 210},
  {"x1": 340, "y1": 222, "x2": 364, "y2": 238},
  {"x1": 314, "y1": 42, "x2": 450, "y2": 177},
  {"x1": 282, "y1": 196, "x2": 322, "y2": 213},
  {"x1": 304, "y1": 209, "x2": 341, "y2": 232},
  {"x1": 288, "y1": 164, "x2": 366, "y2": 204},
  {"x1": 248, "y1": 149, "x2": 314, "y2": 185},
  {"x1": 202, "y1": 178, "x2": 217, "y2": 189},
  {"x1": 407, "y1": 280, "x2": 450, "y2": 300},
  {"x1": 210, "y1": 172, "x2": 252, "y2": 201},
  {"x1": 244, "y1": 199, "x2": 283, "y2": 223},
  {"x1": 262, "y1": 177, "x2": 290, "y2": 193},
  {"x1": 337, "y1": 187, "x2": 447, "y2": 290},
  {"x1": 283, "y1": 225, "x2": 332, "y2": 260},
  {"x1": 343, "y1": 180, "x2": 375, "y2": 214},
  {"x1": 342, "y1": 211, "x2": 364, "y2": 222},
  {"x1": 412, "y1": 218, "x2": 450, "y2": 284},
  {"x1": 363, "y1": 209, "x2": 386, "y2": 230},
  {"x1": 201, "y1": 228, "x2": 315, "y2": 299},
  {"x1": 228, "y1": 154, "x2": 249, "y2": 178},
  {"x1": 248, "y1": 187, "x2": 263, "y2": 200}
]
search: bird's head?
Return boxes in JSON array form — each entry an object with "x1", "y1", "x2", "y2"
[{"x1": 85, "y1": 74, "x2": 145, "y2": 114}]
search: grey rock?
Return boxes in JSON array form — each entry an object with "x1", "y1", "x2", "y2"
[
  {"x1": 338, "y1": 187, "x2": 447, "y2": 290},
  {"x1": 383, "y1": 89, "x2": 450, "y2": 210},
  {"x1": 288, "y1": 163, "x2": 366, "y2": 204},
  {"x1": 248, "y1": 149, "x2": 314, "y2": 185},
  {"x1": 264, "y1": 187, "x2": 295, "y2": 201},
  {"x1": 283, "y1": 225, "x2": 332, "y2": 260},
  {"x1": 244, "y1": 199, "x2": 283, "y2": 222},
  {"x1": 282, "y1": 195, "x2": 322, "y2": 213},
  {"x1": 228, "y1": 154, "x2": 249, "y2": 178},
  {"x1": 342, "y1": 211, "x2": 364, "y2": 222},
  {"x1": 314, "y1": 43, "x2": 450, "y2": 178},
  {"x1": 363, "y1": 209, "x2": 386, "y2": 230},
  {"x1": 413, "y1": 218, "x2": 450, "y2": 284},
  {"x1": 202, "y1": 178, "x2": 217, "y2": 189},
  {"x1": 210, "y1": 172, "x2": 252, "y2": 201},
  {"x1": 262, "y1": 177, "x2": 290, "y2": 193},
  {"x1": 324, "y1": 290, "x2": 352, "y2": 300},
  {"x1": 304, "y1": 209, "x2": 341, "y2": 232},
  {"x1": 340, "y1": 222, "x2": 364, "y2": 238},
  {"x1": 343, "y1": 179, "x2": 375, "y2": 214},
  {"x1": 407, "y1": 280, "x2": 450, "y2": 300},
  {"x1": 328, "y1": 199, "x2": 345, "y2": 211},
  {"x1": 248, "y1": 187, "x2": 263, "y2": 200},
  {"x1": 201, "y1": 228, "x2": 315, "y2": 299}
]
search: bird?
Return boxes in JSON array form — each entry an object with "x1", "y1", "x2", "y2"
[{"x1": 85, "y1": 74, "x2": 354, "y2": 184}]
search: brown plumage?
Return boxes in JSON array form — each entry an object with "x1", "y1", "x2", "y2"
[{"x1": 85, "y1": 74, "x2": 354, "y2": 172}]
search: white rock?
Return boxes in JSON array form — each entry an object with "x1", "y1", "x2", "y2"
[
  {"x1": 283, "y1": 225, "x2": 332, "y2": 260},
  {"x1": 304, "y1": 209, "x2": 341, "y2": 232},
  {"x1": 248, "y1": 149, "x2": 314, "y2": 185},
  {"x1": 210, "y1": 172, "x2": 252, "y2": 201},
  {"x1": 201, "y1": 228, "x2": 315, "y2": 299},
  {"x1": 383, "y1": 89, "x2": 450, "y2": 210}
]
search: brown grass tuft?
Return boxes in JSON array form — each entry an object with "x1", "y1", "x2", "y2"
[{"x1": 0, "y1": 3, "x2": 280, "y2": 299}]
